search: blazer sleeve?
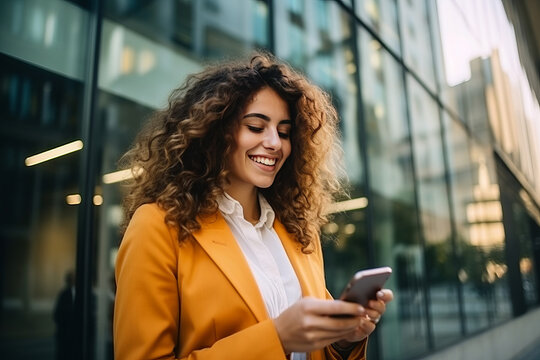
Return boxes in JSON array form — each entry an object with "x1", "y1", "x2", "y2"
[
  {"x1": 114, "y1": 204, "x2": 286, "y2": 360},
  {"x1": 322, "y1": 292, "x2": 368, "y2": 360},
  {"x1": 325, "y1": 341, "x2": 367, "y2": 360}
]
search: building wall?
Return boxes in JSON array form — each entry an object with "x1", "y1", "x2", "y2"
[{"x1": 1, "y1": 0, "x2": 539, "y2": 359}]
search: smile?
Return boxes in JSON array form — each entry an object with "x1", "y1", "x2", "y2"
[{"x1": 249, "y1": 155, "x2": 277, "y2": 166}]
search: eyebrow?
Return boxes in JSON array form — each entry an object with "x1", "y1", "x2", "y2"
[{"x1": 242, "y1": 112, "x2": 292, "y2": 125}]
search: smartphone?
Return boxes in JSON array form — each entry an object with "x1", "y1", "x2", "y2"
[{"x1": 338, "y1": 266, "x2": 392, "y2": 306}]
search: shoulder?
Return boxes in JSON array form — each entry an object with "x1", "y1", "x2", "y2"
[
  {"x1": 127, "y1": 203, "x2": 172, "y2": 234},
  {"x1": 131, "y1": 202, "x2": 167, "y2": 222},
  {"x1": 121, "y1": 203, "x2": 179, "y2": 256}
]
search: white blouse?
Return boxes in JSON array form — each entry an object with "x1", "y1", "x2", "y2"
[{"x1": 218, "y1": 193, "x2": 306, "y2": 360}]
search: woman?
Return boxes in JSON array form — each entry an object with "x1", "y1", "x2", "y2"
[{"x1": 114, "y1": 53, "x2": 393, "y2": 360}]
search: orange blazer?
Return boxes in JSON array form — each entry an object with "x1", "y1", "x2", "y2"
[{"x1": 114, "y1": 203, "x2": 367, "y2": 360}]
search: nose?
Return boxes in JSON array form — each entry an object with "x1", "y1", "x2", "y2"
[{"x1": 263, "y1": 128, "x2": 281, "y2": 150}]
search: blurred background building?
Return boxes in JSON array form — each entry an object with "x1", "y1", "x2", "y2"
[{"x1": 1, "y1": 0, "x2": 539, "y2": 359}]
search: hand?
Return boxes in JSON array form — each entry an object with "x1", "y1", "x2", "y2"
[
  {"x1": 339, "y1": 289, "x2": 394, "y2": 345},
  {"x1": 272, "y1": 297, "x2": 366, "y2": 354}
]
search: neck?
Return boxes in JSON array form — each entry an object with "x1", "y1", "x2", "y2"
[{"x1": 225, "y1": 185, "x2": 260, "y2": 223}]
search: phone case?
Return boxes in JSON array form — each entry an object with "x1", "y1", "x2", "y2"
[{"x1": 339, "y1": 266, "x2": 392, "y2": 306}]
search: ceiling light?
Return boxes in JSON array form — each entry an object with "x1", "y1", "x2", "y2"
[
  {"x1": 25, "y1": 140, "x2": 83, "y2": 166},
  {"x1": 325, "y1": 197, "x2": 368, "y2": 214},
  {"x1": 102, "y1": 167, "x2": 143, "y2": 184}
]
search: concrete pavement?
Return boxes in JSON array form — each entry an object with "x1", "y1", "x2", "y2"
[{"x1": 511, "y1": 341, "x2": 540, "y2": 360}]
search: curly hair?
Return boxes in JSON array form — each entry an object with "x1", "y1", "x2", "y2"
[{"x1": 120, "y1": 52, "x2": 344, "y2": 251}]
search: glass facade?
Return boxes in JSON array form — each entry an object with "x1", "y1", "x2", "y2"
[{"x1": 1, "y1": 1, "x2": 540, "y2": 359}]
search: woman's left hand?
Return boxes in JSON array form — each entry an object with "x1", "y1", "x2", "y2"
[{"x1": 337, "y1": 289, "x2": 394, "y2": 346}]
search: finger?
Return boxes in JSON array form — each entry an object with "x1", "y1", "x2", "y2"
[
  {"x1": 358, "y1": 316, "x2": 377, "y2": 332},
  {"x1": 364, "y1": 308, "x2": 381, "y2": 323},
  {"x1": 344, "y1": 318, "x2": 375, "y2": 342},
  {"x1": 367, "y1": 298, "x2": 386, "y2": 314},
  {"x1": 301, "y1": 326, "x2": 362, "y2": 348},
  {"x1": 306, "y1": 299, "x2": 365, "y2": 317},
  {"x1": 309, "y1": 313, "x2": 364, "y2": 332},
  {"x1": 376, "y1": 289, "x2": 394, "y2": 302}
]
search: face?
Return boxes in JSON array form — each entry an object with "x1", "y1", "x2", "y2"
[{"x1": 226, "y1": 87, "x2": 292, "y2": 193}]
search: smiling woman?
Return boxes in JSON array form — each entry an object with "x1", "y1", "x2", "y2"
[
  {"x1": 114, "y1": 52, "x2": 393, "y2": 360},
  {"x1": 227, "y1": 87, "x2": 292, "y2": 206}
]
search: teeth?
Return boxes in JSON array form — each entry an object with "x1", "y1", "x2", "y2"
[{"x1": 251, "y1": 156, "x2": 276, "y2": 166}]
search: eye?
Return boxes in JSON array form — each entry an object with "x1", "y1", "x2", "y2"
[
  {"x1": 247, "y1": 125, "x2": 263, "y2": 133},
  {"x1": 278, "y1": 132, "x2": 290, "y2": 139}
]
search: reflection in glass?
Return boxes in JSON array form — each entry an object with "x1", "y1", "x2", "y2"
[
  {"x1": 323, "y1": 210, "x2": 369, "y2": 298},
  {"x1": 443, "y1": 113, "x2": 474, "y2": 248},
  {"x1": 398, "y1": 0, "x2": 436, "y2": 91},
  {"x1": 513, "y1": 199, "x2": 538, "y2": 308},
  {"x1": 0, "y1": 53, "x2": 84, "y2": 358},
  {"x1": 443, "y1": 112, "x2": 495, "y2": 334},
  {"x1": 436, "y1": 0, "x2": 540, "y2": 197},
  {"x1": 462, "y1": 142, "x2": 512, "y2": 332},
  {"x1": 355, "y1": 0, "x2": 400, "y2": 54},
  {"x1": 104, "y1": 0, "x2": 269, "y2": 59},
  {"x1": 0, "y1": 0, "x2": 89, "y2": 81},
  {"x1": 407, "y1": 76, "x2": 461, "y2": 347},
  {"x1": 359, "y1": 30, "x2": 427, "y2": 359},
  {"x1": 98, "y1": 20, "x2": 202, "y2": 109}
]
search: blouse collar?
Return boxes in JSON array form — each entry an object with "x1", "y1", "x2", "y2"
[{"x1": 218, "y1": 192, "x2": 275, "y2": 229}]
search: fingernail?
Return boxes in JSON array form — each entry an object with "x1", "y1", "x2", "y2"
[
  {"x1": 377, "y1": 291, "x2": 384, "y2": 298},
  {"x1": 358, "y1": 306, "x2": 365, "y2": 314}
]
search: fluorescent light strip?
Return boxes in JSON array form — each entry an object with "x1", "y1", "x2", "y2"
[
  {"x1": 25, "y1": 140, "x2": 84, "y2": 166},
  {"x1": 326, "y1": 197, "x2": 368, "y2": 214},
  {"x1": 102, "y1": 167, "x2": 143, "y2": 184}
]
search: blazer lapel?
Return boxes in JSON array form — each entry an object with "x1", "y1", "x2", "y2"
[
  {"x1": 274, "y1": 220, "x2": 326, "y2": 299},
  {"x1": 192, "y1": 213, "x2": 268, "y2": 322}
]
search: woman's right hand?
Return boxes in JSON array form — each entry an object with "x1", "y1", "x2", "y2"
[{"x1": 272, "y1": 297, "x2": 369, "y2": 354}]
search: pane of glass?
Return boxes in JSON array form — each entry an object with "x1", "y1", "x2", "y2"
[
  {"x1": 407, "y1": 76, "x2": 461, "y2": 347},
  {"x1": 0, "y1": 0, "x2": 89, "y2": 81},
  {"x1": 98, "y1": 20, "x2": 203, "y2": 109},
  {"x1": 355, "y1": 0, "x2": 401, "y2": 54},
  {"x1": 0, "y1": 1, "x2": 89, "y2": 358},
  {"x1": 359, "y1": 30, "x2": 428, "y2": 358},
  {"x1": 513, "y1": 197, "x2": 538, "y2": 308},
  {"x1": 443, "y1": 112, "x2": 476, "y2": 334},
  {"x1": 104, "y1": 0, "x2": 268, "y2": 59},
  {"x1": 323, "y1": 209, "x2": 369, "y2": 298},
  {"x1": 398, "y1": 0, "x2": 436, "y2": 91},
  {"x1": 464, "y1": 141, "x2": 512, "y2": 331},
  {"x1": 436, "y1": 0, "x2": 540, "y2": 195},
  {"x1": 443, "y1": 113, "x2": 473, "y2": 255}
]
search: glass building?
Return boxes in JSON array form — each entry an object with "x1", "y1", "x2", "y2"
[{"x1": 1, "y1": 0, "x2": 539, "y2": 359}]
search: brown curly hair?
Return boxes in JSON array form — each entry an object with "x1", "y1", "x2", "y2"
[{"x1": 120, "y1": 52, "x2": 344, "y2": 251}]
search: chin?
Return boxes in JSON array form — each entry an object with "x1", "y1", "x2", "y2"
[
  {"x1": 253, "y1": 177, "x2": 277, "y2": 189},
  {"x1": 254, "y1": 182, "x2": 274, "y2": 189}
]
